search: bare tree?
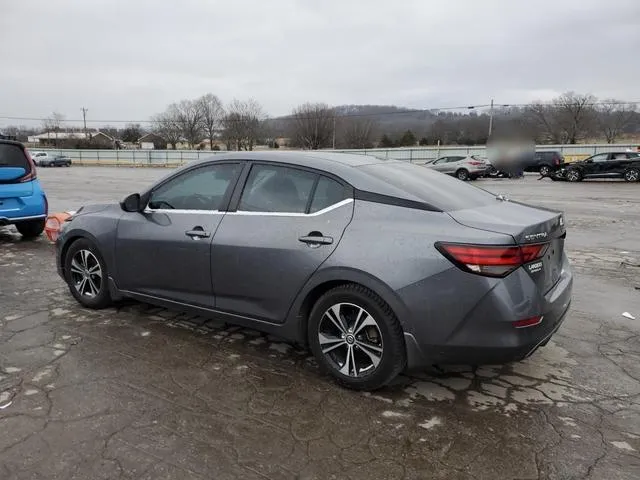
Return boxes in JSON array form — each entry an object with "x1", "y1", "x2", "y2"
[
  {"x1": 197, "y1": 93, "x2": 224, "y2": 150},
  {"x1": 290, "y1": 103, "x2": 335, "y2": 149},
  {"x1": 595, "y1": 100, "x2": 637, "y2": 143},
  {"x1": 524, "y1": 93, "x2": 596, "y2": 144},
  {"x1": 172, "y1": 99, "x2": 204, "y2": 147},
  {"x1": 151, "y1": 107, "x2": 182, "y2": 149},
  {"x1": 339, "y1": 118, "x2": 378, "y2": 148},
  {"x1": 42, "y1": 112, "x2": 65, "y2": 133},
  {"x1": 222, "y1": 98, "x2": 265, "y2": 151}
]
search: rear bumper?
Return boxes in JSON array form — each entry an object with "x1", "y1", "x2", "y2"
[
  {"x1": 0, "y1": 214, "x2": 47, "y2": 226},
  {"x1": 402, "y1": 256, "x2": 574, "y2": 369}
]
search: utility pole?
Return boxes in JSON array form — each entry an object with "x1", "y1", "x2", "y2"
[
  {"x1": 81, "y1": 107, "x2": 88, "y2": 136},
  {"x1": 488, "y1": 98, "x2": 494, "y2": 138},
  {"x1": 332, "y1": 115, "x2": 336, "y2": 149}
]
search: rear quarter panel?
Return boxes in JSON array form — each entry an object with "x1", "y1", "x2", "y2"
[{"x1": 298, "y1": 201, "x2": 514, "y2": 337}]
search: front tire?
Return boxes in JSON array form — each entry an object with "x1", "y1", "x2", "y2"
[
  {"x1": 15, "y1": 219, "x2": 45, "y2": 239},
  {"x1": 624, "y1": 168, "x2": 639, "y2": 182},
  {"x1": 456, "y1": 169, "x2": 469, "y2": 181},
  {"x1": 64, "y1": 239, "x2": 112, "y2": 309},
  {"x1": 308, "y1": 284, "x2": 406, "y2": 391}
]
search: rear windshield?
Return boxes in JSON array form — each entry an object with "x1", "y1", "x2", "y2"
[
  {"x1": 0, "y1": 143, "x2": 30, "y2": 169},
  {"x1": 358, "y1": 162, "x2": 497, "y2": 212}
]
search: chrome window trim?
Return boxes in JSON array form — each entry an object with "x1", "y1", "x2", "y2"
[
  {"x1": 227, "y1": 198, "x2": 353, "y2": 217},
  {"x1": 143, "y1": 208, "x2": 223, "y2": 215}
]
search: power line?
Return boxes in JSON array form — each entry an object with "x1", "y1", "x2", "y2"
[{"x1": 1, "y1": 100, "x2": 639, "y2": 126}]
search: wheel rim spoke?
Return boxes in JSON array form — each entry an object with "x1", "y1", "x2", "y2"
[
  {"x1": 357, "y1": 341, "x2": 383, "y2": 367},
  {"x1": 325, "y1": 305, "x2": 347, "y2": 334},
  {"x1": 319, "y1": 333, "x2": 346, "y2": 354},
  {"x1": 339, "y1": 346, "x2": 356, "y2": 376},
  {"x1": 354, "y1": 311, "x2": 376, "y2": 336},
  {"x1": 87, "y1": 277, "x2": 99, "y2": 296},
  {"x1": 70, "y1": 259, "x2": 84, "y2": 275}
]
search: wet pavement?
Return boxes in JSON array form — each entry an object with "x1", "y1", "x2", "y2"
[{"x1": 1, "y1": 167, "x2": 639, "y2": 479}]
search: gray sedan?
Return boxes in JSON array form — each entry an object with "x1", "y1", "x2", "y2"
[{"x1": 55, "y1": 152, "x2": 573, "y2": 390}]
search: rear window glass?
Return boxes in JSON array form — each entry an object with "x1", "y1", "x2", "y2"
[
  {"x1": 359, "y1": 162, "x2": 497, "y2": 212},
  {"x1": 0, "y1": 143, "x2": 29, "y2": 169}
]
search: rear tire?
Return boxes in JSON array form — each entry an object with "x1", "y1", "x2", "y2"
[
  {"x1": 308, "y1": 284, "x2": 406, "y2": 391},
  {"x1": 64, "y1": 239, "x2": 112, "y2": 309},
  {"x1": 456, "y1": 169, "x2": 469, "y2": 181},
  {"x1": 539, "y1": 165, "x2": 551, "y2": 177},
  {"x1": 15, "y1": 219, "x2": 45, "y2": 239},
  {"x1": 623, "y1": 168, "x2": 639, "y2": 182}
]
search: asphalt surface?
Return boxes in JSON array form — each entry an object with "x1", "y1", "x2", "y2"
[{"x1": 1, "y1": 166, "x2": 639, "y2": 480}]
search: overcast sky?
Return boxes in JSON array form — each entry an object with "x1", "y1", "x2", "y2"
[{"x1": 1, "y1": 0, "x2": 639, "y2": 128}]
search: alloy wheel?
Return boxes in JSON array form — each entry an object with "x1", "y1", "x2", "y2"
[
  {"x1": 70, "y1": 249, "x2": 102, "y2": 297},
  {"x1": 624, "y1": 169, "x2": 639, "y2": 182},
  {"x1": 540, "y1": 166, "x2": 550, "y2": 176},
  {"x1": 317, "y1": 303, "x2": 383, "y2": 377},
  {"x1": 567, "y1": 170, "x2": 580, "y2": 182}
]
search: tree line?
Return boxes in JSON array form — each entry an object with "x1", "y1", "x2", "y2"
[{"x1": 2, "y1": 92, "x2": 638, "y2": 150}]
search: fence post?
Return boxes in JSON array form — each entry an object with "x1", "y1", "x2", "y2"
[
  {"x1": 180, "y1": 151, "x2": 183, "y2": 165},
  {"x1": 409, "y1": 149, "x2": 413, "y2": 163},
  {"x1": 165, "y1": 150, "x2": 169, "y2": 167},
  {"x1": 116, "y1": 148, "x2": 119, "y2": 166},
  {"x1": 148, "y1": 151, "x2": 151, "y2": 166},
  {"x1": 96, "y1": 150, "x2": 100, "y2": 165}
]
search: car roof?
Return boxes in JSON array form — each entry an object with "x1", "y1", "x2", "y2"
[
  {"x1": 182, "y1": 151, "x2": 436, "y2": 203},
  {"x1": 0, "y1": 139, "x2": 25, "y2": 148}
]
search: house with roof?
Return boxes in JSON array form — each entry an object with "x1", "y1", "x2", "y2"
[{"x1": 27, "y1": 131, "x2": 115, "y2": 148}]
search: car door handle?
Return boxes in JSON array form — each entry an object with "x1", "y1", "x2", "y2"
[
  {"x1": 185, "y1": 227, "x2": 210, "y2": 239},
  {"x1": 299, "y1": 233, "x2": 333, "y2": 246}
]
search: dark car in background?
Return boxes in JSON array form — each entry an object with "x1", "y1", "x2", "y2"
[
  {"x1": 558, "y1": 152, "x2": 640, "y2": 182},
  {"x1": 40, "y1": 155, "x2": 72, "y2": 167},
  {"x1": 529, "y1": 151, "x2": 564, "y2": 176},
  {"x1": 55, "y1": 152, "x2": 572, "y2": 390}
]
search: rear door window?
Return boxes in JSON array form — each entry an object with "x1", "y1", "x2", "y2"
[
  {"x1": 239, "y1": 164, "x2": 317, "y2": 213},
  {"x1": 0, "y1": 143, "x2": 29, "y2": 169}
]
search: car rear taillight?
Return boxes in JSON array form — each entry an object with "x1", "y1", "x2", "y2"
[
  {"x1": 512, "y1": 316, "x2": 543, "y2": 328},
  {"x1": 469, "y1": 161, "x2": 484, "y2": 166},
  {"x1": 553, "y1": 155, "x2": 560, "y2": 166},
  {"x1": 436, "y1": 242, "x2": 548, "y2": 277},
  {"x1": 19, "y1": 149, "x2": 38, "y2": 182}
]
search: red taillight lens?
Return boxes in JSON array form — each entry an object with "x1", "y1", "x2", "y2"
[
  {"x1": 469, "y1": 161, "x2": 484, "y2": 166},
  {"x1": 19, "y1": 149, "x2": 38, "y2": 182},
  {"x1": 436, "y1": 243, "x2": 548, "y2": 277},
  {"x1": 512, "y1": 316, "x2": 543, "y2": 328}
]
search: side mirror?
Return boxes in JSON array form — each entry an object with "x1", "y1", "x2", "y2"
[{"x1": 121, "y1": 193, "x2": 142, "y2": 212}]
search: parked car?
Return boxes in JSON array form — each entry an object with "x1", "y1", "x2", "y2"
[
  {"x1": 55, "y1": 152, "x2": 572, "y2": 390},
  {"x1": 556, "y1": 152, "x2": 640, "y2": 182},
  {"x1": 529, "y1": 151, "x2": 564, "y2": 176},
  {"x1": 30, "y1": 151, "x2": 52, "y2": 166},
  {"x1": 425, "y1": 155, "x2": 488, "y2": 180},
  {"x1": 42, "y1": 155, "x2": 72, "y2": 167},
  {"x1": 0, "y1": 140, "x2": 48, "y2": 238}
]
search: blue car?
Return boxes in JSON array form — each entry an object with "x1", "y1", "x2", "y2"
[{"x1": 0, "y1": 140, "x2": 48, "y2": 238}]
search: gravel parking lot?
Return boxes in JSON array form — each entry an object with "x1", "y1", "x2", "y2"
[{"x1": 1, "y1": 167, "x2": 639, "y2": 479}]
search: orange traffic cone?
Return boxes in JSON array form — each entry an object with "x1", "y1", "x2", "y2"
[{"x1": 44, "y1": 211, "x2": 75, "y2": 242}]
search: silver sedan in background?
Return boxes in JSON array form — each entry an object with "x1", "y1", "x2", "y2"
[{"x1": 426, "y1": 155, "x2": 489, "y2": 180}]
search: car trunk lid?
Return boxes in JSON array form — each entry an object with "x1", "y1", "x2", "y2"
[
  {"x1": 447, "y1": 200, "x2": 566, "y2": 292},
  {"x1": 0, "y1": 142, "x2": 34, "y2": 201}
]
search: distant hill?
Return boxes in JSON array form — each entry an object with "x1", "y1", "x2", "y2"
[{"x1": 266, "y1": 104, "x2": 440, "y2": 137}]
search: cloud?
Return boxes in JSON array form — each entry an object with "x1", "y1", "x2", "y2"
[{"x1": 1, "y1": 0, "x2": 639, "y2": 127}]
